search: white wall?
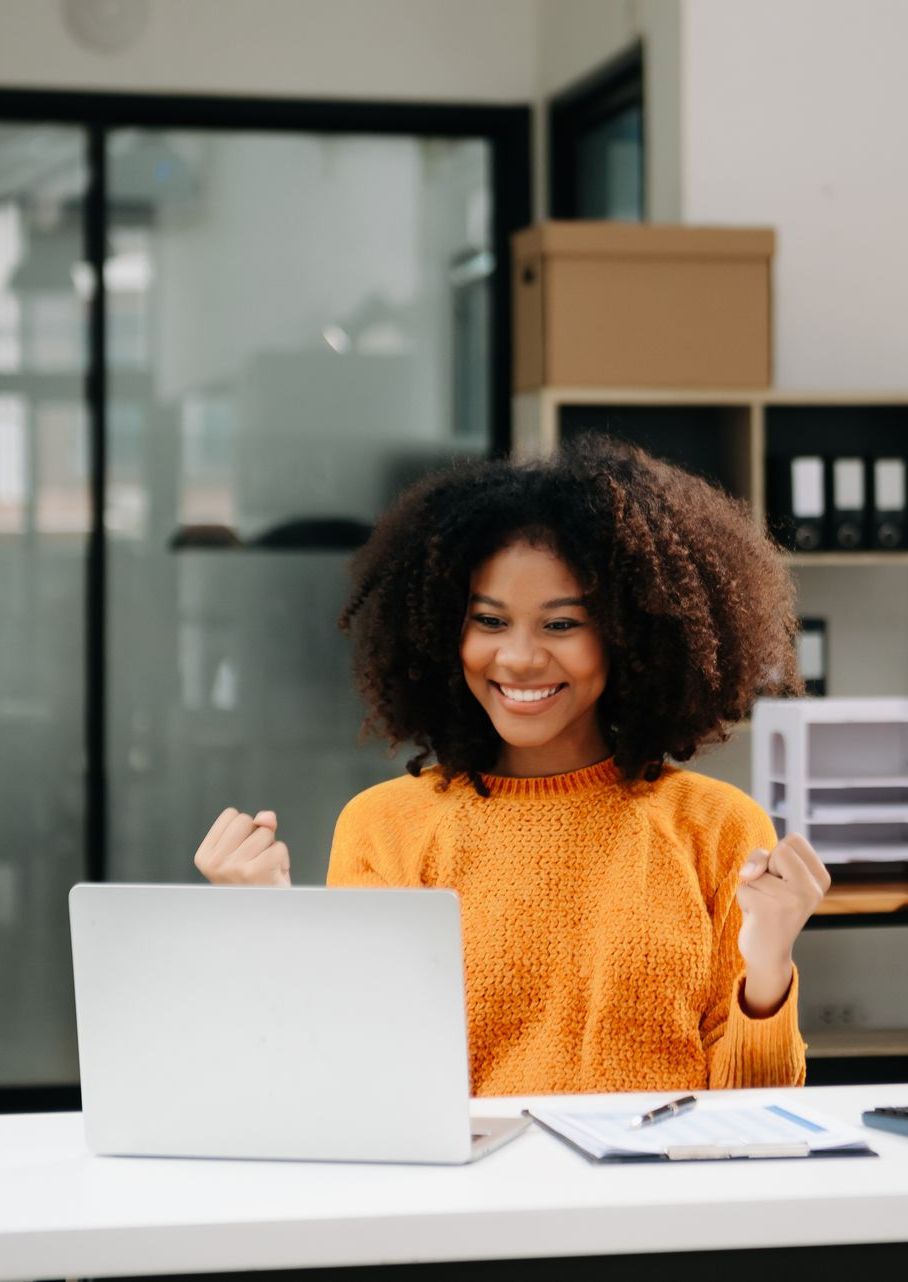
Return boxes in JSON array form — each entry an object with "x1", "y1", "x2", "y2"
[
  {"x1": 0, "y1": 0, "x2": 536, "y2": 103},
  {"x1": 682, "y1": 0, "x2": 908, "y2": 390},
  {"x1": 534, "y1": 0, "x2": 682, "y2": 221}
]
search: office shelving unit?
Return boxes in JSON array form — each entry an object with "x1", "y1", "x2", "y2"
[
  {"x1": 514, "y1": 387, "x2": 908, "y2": 558},
  {"x1": 511, "y1": 386, "x2": 908, "y2": 921}
]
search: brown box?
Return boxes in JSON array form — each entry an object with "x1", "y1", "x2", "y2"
[{"x1": 512, "y1": 221, "x2": 774, "y2": 391}]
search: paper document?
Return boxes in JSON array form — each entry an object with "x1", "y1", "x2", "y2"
[{"x1": 526, "y1": 1098, "x2": 876, "y2": 1162}]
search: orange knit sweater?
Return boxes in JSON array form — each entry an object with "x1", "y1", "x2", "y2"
[{"x1": 326, "y1": 760, "x2": 806, "y2": 1096}]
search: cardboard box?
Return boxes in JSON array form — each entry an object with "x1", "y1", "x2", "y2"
[{"x1": 512, "y1": 221, "x2": 774, "y2": 391}]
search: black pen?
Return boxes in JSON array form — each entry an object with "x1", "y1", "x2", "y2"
[{"x1": 629, "y1": 1094, "x2": 697, "y2": 1130}]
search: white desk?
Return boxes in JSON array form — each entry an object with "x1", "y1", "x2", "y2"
[{"x1": 1, "y1": 1084, "x2": 907, "y2": 1281}]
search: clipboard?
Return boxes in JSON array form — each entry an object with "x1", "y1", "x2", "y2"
[{"x1": 522, "y1": 1100, "x2": 878, "y2": 1164}]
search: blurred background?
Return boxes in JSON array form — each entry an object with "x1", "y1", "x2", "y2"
[{"x1": 1, "y1": 0, "x2": 906, "y2": 1101}]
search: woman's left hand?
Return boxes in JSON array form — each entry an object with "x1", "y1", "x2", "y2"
[{"x1": 736, "y1": 833, "x2": 831, "y2": 1015}]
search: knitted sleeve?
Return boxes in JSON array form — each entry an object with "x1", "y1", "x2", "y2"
[
  {"x1": 701, "y1": 802, "x2": 808, "y2": 1088},
  {"x1": 325, "y1": 775, "x2": 436, "y2": 889},
  {"x1": 326, "y1": 789, "x2": 391, "y2": 888}
]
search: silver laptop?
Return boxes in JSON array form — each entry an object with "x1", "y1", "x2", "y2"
[{"x1": 69, "y1": 883, "x2": 528, "y2": 1164}]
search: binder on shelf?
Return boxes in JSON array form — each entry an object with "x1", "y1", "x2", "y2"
[
  {"x1": 828, "y1": 456, "x2": 868, "y2": 550},
  {"x1": 796, "y1": 617, "x2": 827, "y2": 696},
  {"x1": 769, "y1": 455, "x2": 825, "y2": 551},
  {"x1": 871, "y1": 456, "x2": 907, "y2": 550}
]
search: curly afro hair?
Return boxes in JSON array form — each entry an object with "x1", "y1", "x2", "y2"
[{"x1": 339, "y1": 435, "x2": 802, "y2": 793}]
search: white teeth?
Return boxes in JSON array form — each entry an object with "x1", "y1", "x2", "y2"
[{"x1": 498, "y1": 684, "x2": 560, "y2": 703}]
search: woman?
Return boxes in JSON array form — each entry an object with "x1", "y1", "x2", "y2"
[{"x1": 195, "y1": 437, "x2": 830, "y2": 1095}]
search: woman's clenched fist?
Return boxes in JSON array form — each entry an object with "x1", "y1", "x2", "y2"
[
  {"x1": 194, "y1": 808, "x2": 291, "y2": 886},
  {"x1": 735, "y1": 832, "x2": 830, "y2": 1015}
]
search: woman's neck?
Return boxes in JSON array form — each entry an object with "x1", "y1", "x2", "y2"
[{"x1": 494, "y1": 733, "x2": 610, "y2": 779}]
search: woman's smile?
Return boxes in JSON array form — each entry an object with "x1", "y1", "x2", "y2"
[{"x1": 490, "y1": 680, "x2": 567, "y2": 710}]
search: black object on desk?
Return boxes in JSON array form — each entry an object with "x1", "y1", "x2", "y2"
[
  {"x1": 862, "y1": 1107, "x2": 908, "y2": 1137},
  {"x1": 629, "y1": 1094, "x2": 697, "y2": 1129}
]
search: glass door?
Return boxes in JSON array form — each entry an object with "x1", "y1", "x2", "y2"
[
  {"x1": 105, "y1": 128, "x2": 495, "y2": 884},
  {"x1": 0, "y1": 125, "x2": 88, "y2": 1085},
  {"x1": 0, "y1": 93, "x2": 527, "y2": 1101}
]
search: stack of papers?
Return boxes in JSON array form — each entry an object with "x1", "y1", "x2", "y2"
[{"x1": 525, "y1": 1099, "x2": 877, "y2": 1162}]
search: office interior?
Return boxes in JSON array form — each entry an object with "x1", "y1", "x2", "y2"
[{"x1": 0, "y1": 0, "x2": 906, "y2": 1111}]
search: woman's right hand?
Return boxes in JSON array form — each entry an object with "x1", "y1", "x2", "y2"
[{"x1": 194, "y1": 808, "x2": 291, "y2": 886}]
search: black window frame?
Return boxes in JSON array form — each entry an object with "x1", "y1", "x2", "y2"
[{"x1": 548, "y1": 41, "x2": 645, "y2": 220}]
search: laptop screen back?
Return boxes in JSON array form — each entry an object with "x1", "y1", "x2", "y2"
[{"x1": 69, "y1": 884, "x2": 473, "y2": 1163}]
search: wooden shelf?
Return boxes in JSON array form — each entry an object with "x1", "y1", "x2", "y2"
[
  {"x1": 788, "y1": 552, "x2": 908, "y2": 567},
  {"x1": 512, "y1": 387, "x2": 908, "y2": 538},
  {"x1": 775, "y1": 804, "x2": 908, "y2": 822},
  {"x1": 788, "y1": 776, "x2": 908, "y2": 789},
  {"x1": 520, "y1": 387, "x2": 908, "y2": 406},
  {"x1": 804, "y1": 1027, "x2": 908, "y2": 1058},
  {"x1": 814, "y1": 881, "x2": 908, "y2": 915}
]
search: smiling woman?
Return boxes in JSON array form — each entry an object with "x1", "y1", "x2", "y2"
[{"x1": 195, "y1": 436, "x2": 832, "y2": 1097}]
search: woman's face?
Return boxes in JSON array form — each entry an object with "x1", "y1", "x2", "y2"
[{"x1": 460, "y1": 540, "x2": 609, "y2": 777}]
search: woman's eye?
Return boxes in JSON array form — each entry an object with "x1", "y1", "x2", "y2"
[
  {"x1": 472, "y1": 614, "x2": 505, "y2": 629},
  {"x1": 545, "y1": 618, "x2": 582, "y2": 632}
]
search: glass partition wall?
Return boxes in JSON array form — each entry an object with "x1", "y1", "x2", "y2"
[
  {"x1": 106, "y1": 128, "x2": 496, "y2": 885},
  {"x1": 0, "y1": 126, "x2": 88, "y2": 1088},
  {"x1": 0, "y1": 96, "x2": 529, "y2": 1103}
]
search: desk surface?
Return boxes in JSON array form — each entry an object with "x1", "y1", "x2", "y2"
[{"x1": 2, "y1": 1084, "x2": 907, "y2": 1280}]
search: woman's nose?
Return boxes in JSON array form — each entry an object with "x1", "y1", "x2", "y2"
[{"x1": 496, "y1": 633, "x2": 546, "y2": 673}]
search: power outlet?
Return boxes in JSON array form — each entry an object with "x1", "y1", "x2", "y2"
[{"x1": 809, "y1": 1002, "x2": 866, "y2": 1028}]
